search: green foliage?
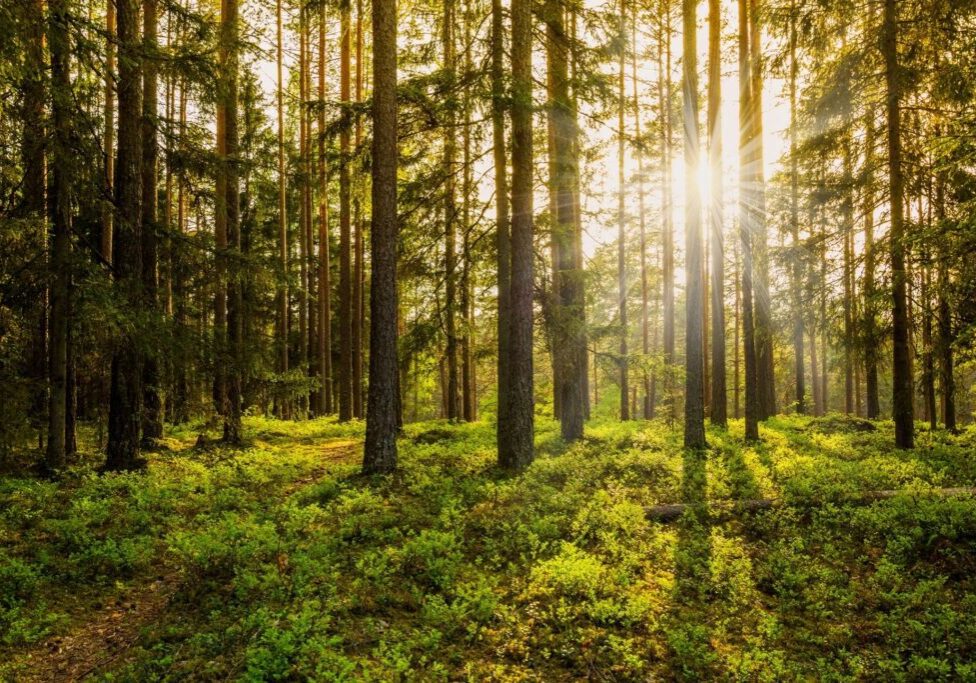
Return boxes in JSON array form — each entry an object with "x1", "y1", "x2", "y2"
[{"x1": 4, "y1": 415, "x2": 976, "y2": 680}]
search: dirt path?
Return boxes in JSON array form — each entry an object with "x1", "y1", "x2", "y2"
[{"x1": 11, "y1": 438, "x2": 360, "y2": 682}]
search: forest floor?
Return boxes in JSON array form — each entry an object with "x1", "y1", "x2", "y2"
[{"x1": 2, "y1": 413, "x2": 976, "y2": 681}]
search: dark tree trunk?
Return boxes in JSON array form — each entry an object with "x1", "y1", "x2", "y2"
[
  {"x1": 616, "y1": 0, "x2": 629, "y2": 422},
  {"x1": 443, "y1": 0, "x2": 461, "y2": 422},
  {"x1": 362, "y1": 0, "x2": 399, "y2": 474},
  {"x1": 107, "y1": 0, "x2": 145, "y2": 471},
  {"x1": 707, "y1": 0, "x2": 726, "y2": 427},
  {"x1": 882, "y1": 0, "x2": 914, "y2": 449},
  {"x1": 789, "y1": 4, "x2": 805, "y2": 415},
  {"x1": 317, "y1": 0, "x2": 332, "y2": 416},
  {"x1": 46, "y1": 0, "x2": 72, "y2": 471},
  {"x1": 103, "y1": 0, "x2": 115, "y2": 265},
  {"x1": 141, "y1": 0, "x2": 163, "y2": 444},
  {"x1": 935, "y1": 168, "x2": 956, "y2": 432},
  {"x1": 547, "y1": 0, "x2": 585, "y2": 441},
  {"x1": 275, "y1": 0, "x2": 289, "y2": 418},
  {"x1": 738, "y1": 0, "x2": 758, "y2": 442},
  {"x1": 658, "y1": 10, "x2": 676, "y2": 421},
  {"x1": 221, "y1": 0, "x2": 242, "y2": 444},
  {"x1": 682, "y1": 0, "x2": 705, "y2": 449},
  {"x1": 353, "y1": 0, "x2": 365, "y2": 419},
  {"x1": 338, "y1": 5, "x2": 353, "y2": 421},
  {"x1": 491, "y1": 0, "x2": 511, "y2": 450},
  {"x1": 499, "y1": 0, "x2": 535, "y2": 470},
  {"x1": 863, "y1": 116, "x2": 880, "y2": 419}
]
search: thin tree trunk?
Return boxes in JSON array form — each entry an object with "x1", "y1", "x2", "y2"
[
  {"x1": 547, "y1": 0, "x2": 585, "y2": 440},
  {"x1": 491, "y1": 0, "x2": 511, "y2": 446},
  {"x1": 221, "y1": 0, "x2": 243, "y2": 443},
  {"x1": 275, "y1": 0, "x2": 289, "y2": 418},
  {"x1": 882, "y1": 0, "x2": 914, "y2": 449},
  {"x1": 141, "y1": 0, "x2": 163, "y2": 443},
  {"x1": 298, "y1": 4, "x2": 310, "y2": 416},
  {"x1": 318, "y1": 0, "x2": 332, "y2": 416},
  {"x1": 935, "y1": 161, "x2": 955, "y2": 432},
  {"x1": 659, "y1": 7, "x2": 675, "y2": 421},
  {"x1": 47, "y1": 0, "x2": 72, "y2": 471},
  {"x1": 632, "y1": 4, "x2": 651, "y2": 420},
  {"x1": 338, "y1": 3, "x2": 353, "y2": 421},
  {"x1": 353, "y1": 0, "x2": 366, "y2": 419},
  {"x1": 682, "y1": 0, "x2": 705, "y2": 448},
  {"x1": 107, "y1": 0, "x2": 144, "y2": 470},
  {"x1": 362, "y1": 0, "x2": 399, "y2": 473},
  {"x1": 443, "y1": 0, "x2": 461, "y2": 421},
  {"x1": 617, "y1": 0, "x2": 629, "y2": 421},
  {"x1": 789, "y1": 3, "x2": 805, "y2": 415},
  {"x1": 707, "y1": 0, "x2": 726, "y2": 426},
  {"x1": 863, "y1": 114, "x2": 880, "y2": 419},
  {"x1": 738, "y1": 0, "x2": 758, "y2": 442},
  {"x1": 499, "y1": 0, "x2": 535, "y2": 469},
  {"x1": 461, "y1": 0, "x2": 476, "y2": 422},
  {"x1": 843, "y1": 139, "x2": 854, "y2": 415}
]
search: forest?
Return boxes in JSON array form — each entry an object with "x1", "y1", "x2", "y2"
[{"x1": 2, "y1": 0, "x2": 976, "y2": 678}]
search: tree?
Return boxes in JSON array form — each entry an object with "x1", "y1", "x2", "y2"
[
  {"x1": 882, "y1": 0, "x2": 913, "y2": 449},
  {"x1": 616, "y1": 0, "x2": 629, "y2": 422},
  {"x1": 492, "y1": 0, "x2": 511, "y2": 454},
  {"x1": 275, "y1": 0, "x2": 289, "y2": 418},
  {"x1": 499, "y1": 0, "x2": 534, "y2": 470},
  {"x1": 362, "y1": 0, "x2": 399, "y2": 474},
  {"x1": 106, "y1": 0, "x2": 144, "y2": 471},
  {"x1": 682, "y1": 0, "x2": 705, "y2": 449},
  {"x1": 317, "y1": 0, "x2": 332, "y2": 416},
  {"x1": 707, "y1": 0, "x2": 726, "y2": 426},
  {"x1": 443, "y1": 0, "x2": 461, "y2": 421},
  {"x1": 338, "y1": 1, "x2": 353, "y2": 422}
]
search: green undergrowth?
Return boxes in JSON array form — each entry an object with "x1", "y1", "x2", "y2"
[{"x1": 3, "y1": 414, "x2": 976, "y2": 680}]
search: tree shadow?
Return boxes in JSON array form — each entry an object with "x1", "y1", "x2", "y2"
[{"x1": 665, "y1": 447, "x2": 717, "y2": 679}]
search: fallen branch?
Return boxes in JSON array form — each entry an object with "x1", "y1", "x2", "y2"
[{"x1": 645, "y1": 487, "x2": 976, "y2": 522}]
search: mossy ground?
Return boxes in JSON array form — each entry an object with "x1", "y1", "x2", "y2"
[{"x1": 2, "y1": 414, "x2": 976, "y2": 680}]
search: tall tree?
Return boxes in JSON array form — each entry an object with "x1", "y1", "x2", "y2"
[
  {"x1": 102, "y1": 0, "x2": 115, "y2": 264},
  {"x1": 338, "y1": 1, "x2": 353, "y2": 421},
  {"x1": 547, "y1": 0, "x2": 585, "y2": 440},
  {"x1": 882, "y1": 0, "x2": 913, "y2": 449},
  {"x1": 682, "y1": 0, "x2": 705, "y2": 448},
  {"x1": 317, "y1": 0, "x2": 332, "y2": 416},
  {"x1": 46, "y1": 0, "x2": 72, "y2": 471},
  {"x1": 616, "y1": 0, "x2": 629, "y2": 421},
  {"x1": 221, "y1": 0, "x2": 243, "y2": 443},
  {"x1": 491, "y1": 0, "x2": 511, "y2": 453},
  {"x1": 275, "y1": 0, "x2": 289, "y2": 418},
  {"x1": 738, "y1": 0, "x2": 759, "y2": 442},
  {"x1": 862, "y1": 114, "x2": 880, "y2": 419},
  {"x1": 499, "y1": 0, "x2": 534, "y2": 469},
  {"x1": 106, "y1": 0, "x2": 145, "y2": 470},
  {"x1": 353, "y1": 0, "x2": 365, "y2": 419},
  {"x1": 443, "y1": 0, "x2": 461, "y2": 421},
  {"x1": 658, "y1": 1, "x2": 675, "y2": 420},
  {"x1": 362, "y1": 0, "x2": 398, "y2": 474},
  {"x1": 788, "y1": 0, "x2": 804, "y2": 415},
  {"x1": 707, "y1": 0, "x2": 726, "y2": 426},
  {"x1": 631, "y1": 3, "x2": 651, "y2": 420},
  {"x1": 141, "y1": 0, "x2": 163, "y2": 443}
]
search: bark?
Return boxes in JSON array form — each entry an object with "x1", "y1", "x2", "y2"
[
  {"x1": 221, "y1": 0, "x2": 242, "y2": 444},
  {"x1": 362, "y1": 0, "x2": 399, "y2": 474},
  {"x1": 298, "y1": 4, "x2": 310, "y2": 415},
  {"x1": 491, "y1": 0, "x2": 511, "y2": 449},
  {"x1": 461, "y1": 1, "x2": 476, "y2": 422},
  {"x1": 499, "y1": 0, "x2": 535, "y2": 470},
  {"x1": 107, "y1": 0, "x2": 144, "y2": 471},
  {"x1": 632, "y1": 5, "x2": 651, "y2": 420},
  {"x1": 353, "y1": 0, "x2": 365, "y2": 419},
  {"x1": 547, "y1": 0, "x2": 585, "y2": 440},
  {"x1": 275, "y1": 0, "x2": 289, "y2": 418},
  {"x1": 882, "y1": 0, "x2": 914, "y2": 449},
  {"x1": 338, "y1": 4, "x2": 353, "y2": 421},
  {"x1": 102, "y1": 0, "x2": 115, "y2": 264},
  {"x1": 738, "y1": 0, "x2": 758, "y2": 442},
  {"x1": 789, "y1": 4, "x2": 805, "y2": 415},
  {"x1": 443, "y1": 0, "x2": 461, "y2": 421},
  {"x1": 863, "y1": 115, "x2": 880, "y2": 419},
  {"x1": 616, "y1": 0, "x2": 629, "y2": 421},
  {"x1": 659, "y1": 7, "x2": 675, "y2": 421},
  {"x1": 682, "y1": 0, "x2": 705, "y2": 449},
  {"x1": 843, "y1": 139, "x2": 854, "y2": 415},
  {"x1": 141, "y1": 0, "x2": 163, "y2": 443},
  {"x1": 46, "y1": 0, "x2": 72, "y2": 471},
  {"x1": 317, "y1": 0, "x2": 332, "y2": 416},
  {"x1": 707, "y1": 0, "x2": 726, "y2": 426},
  {"x1": 935, "y1": 165, "x2": 955, "y2": 432}
]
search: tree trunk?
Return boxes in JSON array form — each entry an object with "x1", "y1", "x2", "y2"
[
  {"x1": 547, "y1": 0, "x2": 585, "y2": 440},
  {"x1": 102, "y1": 0, "x2": 115, "y2": 265},
  {"x1": 707, "y1": 0, "x2": 726, "y2": 426},
  {"x1": 882, "y1": 0, "x2": 914, "y2": 449},
  {"x1": 221, "y1": 0, "x2": 243, "y2": 444},
  {"x1": 275, "y1": 0, "x2": 289, "y2": 418},
  {"x1": 659, "y1": 9, "x2": 675, "y2": 421},
  {"x1": 353, "y1": 0, "x2": 365, "y2": 419},
  {"x1": 362, "y1": 0, "x2": 399, "y2": 473},
  {"x1": 616, "y1": 0, "x2": 629, "y2": 422},
  {"x1": 107, "y1": 0, "x2": 144, "y2": 471},
  {"x1": 789, "y1": 4, "x2": 805, "y2": 415},
  {"x1": 317, "y1": 0, "x2": 332, "y2": 416},
  {"x1": 499, "y1": 0, "x2": 534, "y2": 469},
  {"x1": 682, "y1": 0, "x2": 705, "y2": 449},
  {"x1": 491, "y1": 0, "x2": 511, "y2": 448},
  {"x1": 843, "y1": 139, "x2": 854, "y2": 415},
  {"x1": 443, "y1": 0, "x2": 461, "y2": 422},
  {"x1": 141, "y1": 0, "x2": 163, "y2": 443},
  {"x1": 935, "y1": 164, "x2": 955, "y2": 432},
  {"x1": 632, "y1": 5, "x2": 651, "y2": 420},
  {"x1": 863, "y1": 114, "x2": 880, "y2": 419},
  {"x1": 461, "y1": 1, "x2": 476, "y2": 422},
  {"x1": 46, "y1": 0, "x2": 72, "y2": 471},
  {"x1": 338, "y1": 3, "x2": 353, "y2": 421},
  {"x1": 298, "y1": 4, "x2": 310, "y2": 416},
  {"x1": 738, "y1": 0, "x2": 758, "y2": 442}
]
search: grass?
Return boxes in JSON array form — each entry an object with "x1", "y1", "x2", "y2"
[{"x1": 2, "y1": 413, "x2": 976, "y2": 680}]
